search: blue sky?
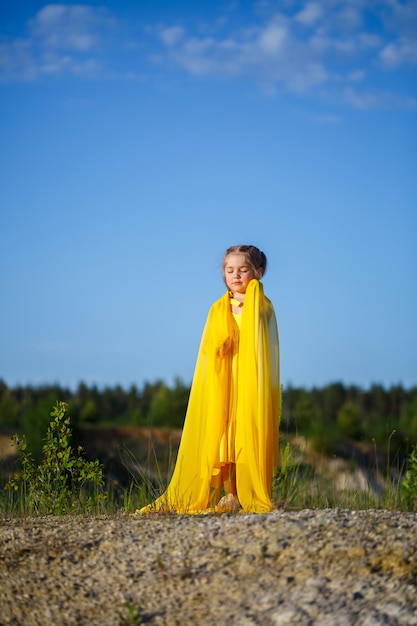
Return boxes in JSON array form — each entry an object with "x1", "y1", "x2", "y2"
[{"x1": 1, "y1": 0, "x2": 416, "y2": 391}]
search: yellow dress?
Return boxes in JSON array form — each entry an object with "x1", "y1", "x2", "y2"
[
  {"x1": 215, "y1": 299, "x2": 240, "y2": 468},
  {"x1": 137, "y1": 279, "x2": 280, "y2": 514}
]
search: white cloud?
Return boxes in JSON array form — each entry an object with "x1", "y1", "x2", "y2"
[
  {"x1": 374, "y1": 0, "x2": 417, "y2": 70},
  {"x1": 153, "y1": 1, "x2": 417, "y2": 109},
  {"x1": 380, "y1": 43, "x2": 402, "y2": 67},
  {"x1": 183, "y1": 37, "x2": 215, "y2": 57},
  {"x1": 343, "y1": 86, "x2": 417, "y2": 110},
  {"x1": 381, "y1": 0, "x2": 417, "y2": 38},
  {"x1": 310, "y1": 32, "x2": 374, "y2": 57},
  {"x1": 159, "y1": 26, "x2": 185, "y2": 47},
  {"x1": 287, "y1": 62, "x2": 327, "y2": 92},
  {"x1": 295, "y1": 2, "x2": 323, "y2": 27},
  {"x1": 0, "y1": 39, "x2": 36, "y2": 81},
  {"x1": 1, "y1": 1, "x2": 416, "y2": 110},
  {"x1": 380, "y1": 39, "x2": 417, "y2": 68},
  {"x1": 29, "y1": 4, "x2": 112, "y2": 51},
  {"x1": 0, "y1": 4, "x2": 113, "y2": 82},
  {"x1": 152, "y1": 2, "x2": 417, "y2": 103},
  {"x1": 358, "y1": 33, "x2": 381, "y2": 49},
  {"x1": 258, "y1": 21, "x2": 288, "y2": 54},
  {"x1": 157, "y1": 13, "x2": 329, "y2": 93},
  {"x1": 33, "y1": 4, "x2": 67, "y2": 26},
  {"x1": 343, "y1": 86, "x2": 380, "y2": 109},
  {"x1": 335, "y1": 6, "x2": 362, "y2": 30},
  {"x1": 347, "y1": 69, "x2": 365, "y2": 82}
]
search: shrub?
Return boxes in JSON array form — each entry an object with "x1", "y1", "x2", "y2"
[
  {"x1": 4, "y1": 401, "x2": 105, "y2": 515},
  {"x1": 400, "y1": 444, "x2": 417, "y2": 511}
]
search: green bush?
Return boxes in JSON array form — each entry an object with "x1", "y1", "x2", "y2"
[
  {"x1": 400, "y1": 444, "x2": 417, "y2": 511},
  {"x1": 4, "y1": 401, "x2": 105, "y2": 515}
]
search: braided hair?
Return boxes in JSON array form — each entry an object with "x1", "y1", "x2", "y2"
[{"x1": 223, "y1": 245, "x2": 267, "y2": 279}]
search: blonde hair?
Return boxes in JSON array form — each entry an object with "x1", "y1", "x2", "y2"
[{"x1": 223, "y1": 244, "x2": 267, "y2": 279}]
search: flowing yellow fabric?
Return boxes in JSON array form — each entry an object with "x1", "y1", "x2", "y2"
[{"x1": 138, "y1": 279, "x2": 280, "y2": 514}]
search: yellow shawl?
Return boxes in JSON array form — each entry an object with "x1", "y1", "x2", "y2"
[{"x1": 138, "y1": 279, "x2": 280, "y2": 514}]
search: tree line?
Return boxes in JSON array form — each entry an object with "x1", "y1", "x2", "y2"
[{"x1": 0, "y1": 379, "x2": 416, "y2": 459}]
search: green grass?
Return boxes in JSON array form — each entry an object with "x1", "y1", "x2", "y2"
[
  {"x1": 273, "y1": 439, "x2": 416, "y2": 512},
  {"x1": 1, "y1": 402, "x2": 416, "y2": 517}
]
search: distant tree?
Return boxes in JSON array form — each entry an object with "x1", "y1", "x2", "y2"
[
  {"x1": 337, "y1": 402, "x2": 362, "y2": 440},
  {"x1": 21, "y1": 392, "x2": 64, "y2": 459},
  {"x1": 387, "y1": 385, "x2": 405, "y2": 422},
  {"x1": 126, "y1": 384, "x2": 145, "y2": 426},
  {"x1": 147, "y1": 385, "x2": 171, "y2": 427},
  {"x1": 1, "y1": 379, "x2": 416, "y2": 452},
  {"x1": 280, "y1": 386, "x2": 300, "y2": 433},
  {"x1": 0, "y1": 385, "x2": 20, "y2": 427},
  {"x1": 167, "y1": 377, "x2": 190, "y2": 428},
  {"x1": 365, "y1": 384, "x2": 389, "y2": 421},
  {"x1": 292, "y1": 391, "x2": 322, "y2": 437},
  {"x1": 400, "y1": 396, "x2": 417, "y2": 447},
  {"x1": 139, "y1": 380, "x2": 165, "y2": 418},
  {"x1": 319, "y1": 382, "x2": 346, "y2": 423},
  {"x1": 345, "y1": 384, "x2": 361, "y2": 405},
  {"x1": 79, "y1": 399, "x2": 99, "y2": 424},
  {"x1": 145, "y1": 378, "x2": 189, "y2": 428},
  {"x1": 292, "y1": 390, "x2": 340, "y2": 453}
]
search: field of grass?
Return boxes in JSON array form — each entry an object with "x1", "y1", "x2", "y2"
[{"x1": 1, "y1": 401, "x2": 416, "y2": 517}]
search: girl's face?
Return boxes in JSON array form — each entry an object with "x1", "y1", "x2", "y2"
[{"x1": 224, "y1": 253, "x2": 258, "y2": 297}]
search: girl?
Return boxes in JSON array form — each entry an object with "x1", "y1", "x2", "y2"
[{"x1": 137, "y1": 245, "x2": 280, "y2": 514}]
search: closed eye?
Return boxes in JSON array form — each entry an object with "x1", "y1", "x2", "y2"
[{"x1": 225, "y1": 266, "x2": 250, "y2": 273}]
